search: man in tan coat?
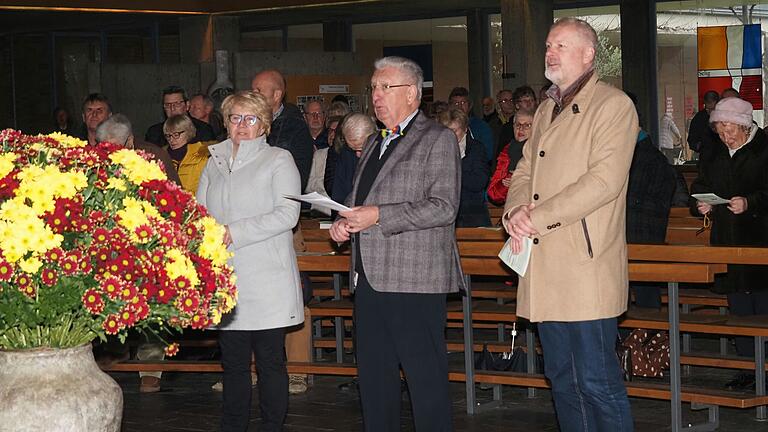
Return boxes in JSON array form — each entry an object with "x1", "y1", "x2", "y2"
[{"x1": 503, "y1": 18, "x2": 637, "y2": 431}]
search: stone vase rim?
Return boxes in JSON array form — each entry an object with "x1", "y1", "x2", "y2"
[{"x1": 0, "y1": 342, "x2": 93, "y2": 354}]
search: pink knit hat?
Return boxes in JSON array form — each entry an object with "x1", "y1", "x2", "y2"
[{"x1": 709, "y1": 97, "x2": 753, "y2": 127}]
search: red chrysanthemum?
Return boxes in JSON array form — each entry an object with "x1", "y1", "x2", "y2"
[
  {"x1": 175, "y1": 291, "x2": 200, "y2": 314},
  {"x1": 102, "y1": 314, "x2": 122, "y2": 335},
  {"x1": 118, "y1": 307, "x2": 137, "y2": 327},
  {"x1": 100, "y1": 276, "x2": 122, "y2": 300},
  {"x1": 61, "y1": 257, "x2": 78, "y2": 276},
  {"x1": 164, "y1": 343, "x2": 180, "y2": 357},
  {"x1": 40, "y1": 267, "x2": 58, "y2": 286},
  {"x1": 82, "y1": 289, "x2": 105, "y2": 314},
  {"x1": 44, "y1": 247, "x2": 64, "y2": 263},
  {"x1": 173, "y1": 276, "x2": 191, "y2": 291},
  {"x1": 119, "y1": 284, "x2": 138, "y2": 302},
  {"x1": 190, "y1": 313, "x2": 210, "y2": 330},
  {"x1": 130, "y1": 300, "x2": 150, "y2": 320},
  {"x1": 0, "y1": 259, "x2": 14, "y2": 281},
  {"x1": 134, "y1": 224, "x2": 153, "y2": 242},
  {"x1": 156, "y1": 287, "x2": 175, "y2": 304}
]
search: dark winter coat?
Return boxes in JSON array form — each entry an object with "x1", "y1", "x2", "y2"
[
  {"x1": 267, "y1": 103, "x2": 315, "y2": 192},
  {"x1": 457, "y1": 136, "x2": 491, "y2": 227},
  {"x1": 626, "y1": 132, "x2": 676, "y2": 244},
  {"x1": 690, "y1": 127, "x2": 768, "y2": 293}
]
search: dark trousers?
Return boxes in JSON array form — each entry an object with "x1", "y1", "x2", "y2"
[
  {"x1": 219, "y1": 328, "x2": 288, "y2": 432},
  {"x1": 353, "y1": 276, "x2": 452, "y2": 432},
  {"x1": 538, "y1": 318, "x2": 633, "y2": 432},
  {"x1": 727, "y1": 291, "x2": 768, "y2": 357}
]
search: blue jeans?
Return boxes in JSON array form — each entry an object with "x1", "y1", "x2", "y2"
[{"x1": 538, "y1": 318, "x2": 633, "y2": 432}]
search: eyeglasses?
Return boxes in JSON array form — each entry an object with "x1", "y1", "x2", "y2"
[
  {"x1": 304, "y1": 112, "x2": 324, "y2": 118},
  {"x1": 164, "y1": 131, "x2": 186, "y2": 140},
  {"x1": 368, "y1": 83, "x2": 413, "y2": 94},
  {"x1": 228, "y1": 114, "x2": 260, "y2": 127},
  {"x1": 163, "y1": 100, "x2": 186, "y2": 109},
  {"x1": 513, "y1": 122, "x2": 532, "y2": 130},
  {"x1": 498, "y1": 98, "x2": 513, "y2": 104},
  {"x1": 451, "y1": 100, "x2": 469, "y2": 106}
]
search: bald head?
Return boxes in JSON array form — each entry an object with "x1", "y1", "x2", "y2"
[{"x1": 251, "y1": 69, "x2": 286, "y2": 112}]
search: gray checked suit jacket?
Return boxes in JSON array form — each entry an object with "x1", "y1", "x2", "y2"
[{"x1": 346, "y1": 111, "x2": 466, "y2": 294}]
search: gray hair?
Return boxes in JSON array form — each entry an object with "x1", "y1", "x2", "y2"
[
  {"x1": 341, "y1": 113, "x2": 377, "y2": 143},
  {"x1": 374, "y1": 56, "x2": 424, "y2": 101},
  {"x1": 327, "y1": 100, "x2": 351, "y2": 118},
  {"x1": 552, "y1": 17, "x2": 598, "y2": 50},
  {"x1": 96, "y1": 113, "x2": 132, "y2": 146},
  {"x1": 513, "y1": 108, "x2": 535, "y2": 122}
]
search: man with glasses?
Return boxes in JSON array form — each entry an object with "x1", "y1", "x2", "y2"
[
  {"x1": 330, "y1": 56, "x2": 463, "y2": 431},
  {"x1": 144, "y1": 85, "x2": 215, "y2": 147},
  {"x1": 496, "y1": 85, "x2": 539, "y2": 160},
  {"x1": 486, "y1": 89, "x2": 515, "y2": 155},
  {"x1": 448, "y1": 87, "x2": 494, "y2": 163},
  {"x1": 303, "y1": 100, "x2": 330, "y2": 149}
]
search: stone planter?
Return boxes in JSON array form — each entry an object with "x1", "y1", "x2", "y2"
[{"x1": 0, "y1": 343, "x2": 123, "y2": 431}]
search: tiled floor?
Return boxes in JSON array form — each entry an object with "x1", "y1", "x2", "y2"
[{"x1": 116, "y1": 363, "x2": 768, "y2": 431}]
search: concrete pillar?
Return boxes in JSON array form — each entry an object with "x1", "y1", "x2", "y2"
[
  {"x1": 323, "y1": 20, "x2": 352, "y2": 52},
  {"x1": 620, "y1": 0, "x2": 659, "y2": 144},
  {"x1": 466, "y1": 9, "x2": 491, "y2": 110},
  {"x1": 500, "y1": 0, "x2": 552, "y2": 91}
]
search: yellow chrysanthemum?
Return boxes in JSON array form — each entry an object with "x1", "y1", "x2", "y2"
[
  {"x1": 0, "y1": 199, "x2": 63, "y2": 263},
  {"x1": 46, "y1": 132, "x2": 87, "y2": 148},
  {"x1": 109, "y1": 149, "x2": 167, "y2": 185},
  {"x1": 164, "y1": 248, "x2": 200, "y2": 288},
  {"x1": 116, "y1": 197, "x2": 150, "y2": 231},
  {"x1": 14, "y1": 165, "x2": 87, "y2": 215},
  {"x1": 195, "y1": 216, "x2": 232, "y2": 267},
  {"x1": 0, "y1": 153, "x2": 17, "y2": 179},
  {"x1": 210, "y1": 308, "x2": 222, "y2": 325},
  {"x1": 18, "y1": 256, "x2": 43, "y2": 274},
  {"x1": 106, "y1": 178, "x2": 127, "y2": 191}
]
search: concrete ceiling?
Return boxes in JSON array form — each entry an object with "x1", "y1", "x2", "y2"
[{"x1": 0, "y1": 1, "x2": 760, "y2": 35}]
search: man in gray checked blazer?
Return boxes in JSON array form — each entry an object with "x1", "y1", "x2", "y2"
[{"x1": 330, "y1": 56, "x2": 464, "y2": 432}]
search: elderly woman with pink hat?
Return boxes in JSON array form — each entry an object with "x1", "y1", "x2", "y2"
[{"x1": 690, "y1": 96, "x2": 768, "y2": 390}]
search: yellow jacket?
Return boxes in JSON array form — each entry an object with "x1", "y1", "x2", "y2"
[{"x1": 167, "y1": 141, "x2": 211, "y2": 194}]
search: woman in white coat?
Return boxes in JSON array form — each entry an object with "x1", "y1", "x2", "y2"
[{"x1": 196, "y1": 91, "x2": 303, "y2": 432}]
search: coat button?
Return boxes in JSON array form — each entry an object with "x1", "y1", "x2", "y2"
[
  {"x1": 533, "y1": 238, "x2": 539, "y2": 245},
  {"x1": 539, "y1": 150, "x2": 545, "y2": 157},
  {"x1": 533, "y1": 193, "x2": 539, "y2": 200}
]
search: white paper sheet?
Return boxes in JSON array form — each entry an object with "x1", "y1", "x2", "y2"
[
  {"x1": 284, "y1": 192, "x2": 352, "y2": 212},
  {"x1": 691, "y1": 193, "x2": 730, "y2": 205},
  {"x1": 498, "y1": 236, "x2": 533, "y2": 277}
]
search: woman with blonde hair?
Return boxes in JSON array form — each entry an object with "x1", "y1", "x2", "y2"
[
  {"x1": 163, "y1": 114, "x2": 208, "y2": 193},
  {"x1": 197, "y1": 90, "x2": 304, "y2": 431}
]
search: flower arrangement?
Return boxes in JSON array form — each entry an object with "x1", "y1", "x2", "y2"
[{"x1": 0, "y1": 130, "x2": 237, "y2": 354}]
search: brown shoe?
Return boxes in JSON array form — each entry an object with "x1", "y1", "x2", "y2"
[{"x1": 139, "y1": 376, "x2": 161, "y2": 393}]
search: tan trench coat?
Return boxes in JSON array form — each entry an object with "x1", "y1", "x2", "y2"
[{"x1": 504, "y1": 74, "x2": 639, "y2": 322}]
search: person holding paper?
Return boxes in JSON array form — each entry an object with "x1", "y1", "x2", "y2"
[
  {"x1": 329, "y1": 56, "x2": 463, "y2": 431},
  {"x1": 690, "y1": 96, "x2": 768, "y2": 390},
  {"x1": 502, "y1": 18, "x2": 637, "y2": 431}
]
